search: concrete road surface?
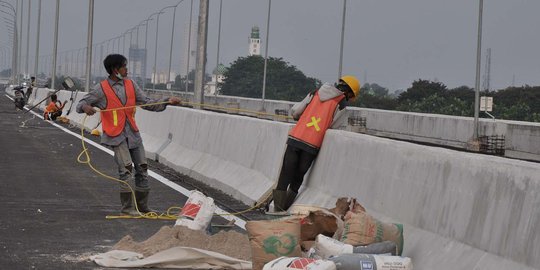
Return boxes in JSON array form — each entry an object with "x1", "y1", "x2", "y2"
[{"x1": 0, "y1": 93, "x2": 265, "y2": 269}]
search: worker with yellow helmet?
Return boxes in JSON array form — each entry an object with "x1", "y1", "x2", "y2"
[{"x1": 268, "y1": 75, "x2": 361, "y2": 214}]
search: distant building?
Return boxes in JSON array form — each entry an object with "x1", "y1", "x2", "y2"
[
  {"x1": 249, "y1": 26, "x2": 261, "y2": 56},
  {"x1": 129, "y1": 46, "x2": 146, "y2": 85},
  {"x1": 205, "y1": 63, "x2": 227, "y2": 95},
  {"x1": 151, "y1": 70, "x2": 176, "y2": 84}
]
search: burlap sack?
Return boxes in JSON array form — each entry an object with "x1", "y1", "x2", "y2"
[
  {"x1": 339, "y1": 211, "x2": 404, "y2": 255},
  {"x1": 246, "y1": 219, "x2": 302, "y2": 270}
]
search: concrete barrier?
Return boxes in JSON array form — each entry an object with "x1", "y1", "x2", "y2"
[
  {"x1": 504, "y1": 120, "x2": 540, "y2": 161},
  {"x1": 149, "y1": 90, "x2": 540, "y2": 162},
  {"x1": 136, "y1": 108, "x2": 174, "y2": 160},
  {"x1": 349, "y1": 108, "x2": 505, "y2": 147},
  {"x1": 297, "y1": 129, "x2": 540, "y2": 269},
  {"x1": 15, "y1": 87, "x2": 540, "y2": 268},
  {"x1": 157, "y1": 106, "x2": 291, "y2": 204}
]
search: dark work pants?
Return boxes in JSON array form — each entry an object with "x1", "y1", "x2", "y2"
[{"x1": 276, "y1": 144, "x2": 317, "y2": 193}]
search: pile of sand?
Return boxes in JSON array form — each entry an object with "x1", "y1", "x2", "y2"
[{"x1": 113, "y1": 225, "x2": 252, "y2": 261}]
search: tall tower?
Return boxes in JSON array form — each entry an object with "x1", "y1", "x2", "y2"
[{"x1": 249, "y1": 26, "x2": 261, "y2": 56}]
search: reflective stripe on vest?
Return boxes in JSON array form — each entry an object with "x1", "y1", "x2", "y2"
[
  {"x1": 289, "y1": 91, "x2": 344, "y2": 148},
  {"x1": 100, "y1": 79, "x2": 139, "y2": 137}
]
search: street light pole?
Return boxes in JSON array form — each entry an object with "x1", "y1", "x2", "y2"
[
  {"x1": 17, "y1": 0, "x2": 22, "y2": 83},
  {"x1": 185, "y1": 0, "x2": 193, "y2": 92},
  {"x1": 24, "y1": 0, "x2": 30, "y2": 77},
  {"x1": 85, "y1": 0, "x2": 94, "y2": 92},
  {"x1": 261, "y1": 0, "x2": 271, "y2": 110},
  {"x1": 338, "y1": 0, "x2": 347, "y2": 79},
  {"x1": 33, "y1": 0, "x2": 41, "y2": 79},
  {"x1": 153, "y1": 12, "x2": 160, "y2": 91},
  {"x1": 51, "y1": 0, "x2": 60, "y2": 89},
  {"x1": 194, "y1": 0, "x2": 209, "y2": 107},
  {"x1": 0, "y1": 0, "x2": 18, "y2": 84},
  {"x1": 167, "y1": 3, "x2": 179, "y2": 84},
  {"x1": 473, "y1": 0, "x2": 483, "y2": 140},
  {"x1": 214, "y1": 0, "x2": 222, "y2": 97}
]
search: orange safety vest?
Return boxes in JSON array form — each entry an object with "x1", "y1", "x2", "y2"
[
  {"x1": 289, "y1": 91, "x2": 344, "y2": 148},
  {"x1": 100, "y1": 79, "x2": 139, "y2": 137},
  {"x1": 45, "y1": 101, "x2": 59, "y2": 113}
]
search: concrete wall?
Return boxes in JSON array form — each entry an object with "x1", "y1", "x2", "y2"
[
  {"x1": 148, "y1": 107, "x2": 291, "y2": 204},
  {"x1": 349, "y1": 108, "x2": 505, "y2": 148},
  {"x1": 151, "y1": 90, "x2": 540, "y2": 162},
  {"x1": 298, "y1": 130, "x2": 539, "y2": 269},
  {"x1": 17, "y1": 87, "x2": 540, "y2": 269}
]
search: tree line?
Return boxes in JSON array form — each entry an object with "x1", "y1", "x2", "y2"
[{"x1": 217, "y1": 56, "x2": 540, "y2": 123}]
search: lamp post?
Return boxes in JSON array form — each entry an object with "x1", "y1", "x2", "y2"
[
  {"x1": 338, "y1": 0, "x2": 347, "y2": 79},
  {"x1": 51, "y1": 0, "x2": 60, "y2": 90},
  {"x1": 33, "y1": 0, "x2": 41, "y2": 80},
  {"x1": 143, "y1": 13, "x2": 160, "y2": 92},
  {"x1": 214, "y1": 0, "x2": 222, "y2": 96},
  {"x1": 261, "y1": 0, "x2": 271, "y2": 110},
  {"x1": 185, "y1": 0, "x2": 193, "y2": 92},
  {"x1": 24, "y1": 0, "x2": 30, "y2": 77},
  {"x1": 153, "y1": 6, "x2": 174, "y2": 91},
  {"x1": 17, "y1": 0, "x2": 21, "y2": 83},
  {"x1": 473, "y1": 0, "x2": 484, "y2": 141},
  {"x1": 85, "y1": 0, "x2": 94, "y2": 91},
  {"x1": 0, "y1": 0, "x2": 18, "y2": 84},
  {"x1": 167, "y1": 1, "x2": 183, "y2": 84}
]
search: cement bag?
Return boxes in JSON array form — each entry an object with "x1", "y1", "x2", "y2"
[
  {"x1": 316, "y1": 235, "x2": 399, "y2": 259},
  {"x1": 246, "y1": 219, "x2": 302, "y2": 270},
  {"x1": 299, "y1": 211, "x2": 342, "y2": 241},
  {"x1": 263, "y1": 257, "x2": 336, "y2": 270},
  {"x1": 340, "y1": 211, "x2": 404, "y2": 255},
  {"x1": 315, "y1": 234, "x2": 353, "y2": 259},
  {"x1": 329, "y1": 254, "x2": 412, "y2": 270},
  {"x1": 175, "y1": 190, "x2": 216, "y2": 230}
]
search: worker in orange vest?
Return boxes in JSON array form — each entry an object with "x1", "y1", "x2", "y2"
[
  {"x1": 270, "y1": 75, "x2": 360, "y2": 213},
  {"x1": 43, "y1": 94, "x2": 66, "y2": 120},
  {"x1": 76, "y1": 54, "x2": 180, "y2": 215}
]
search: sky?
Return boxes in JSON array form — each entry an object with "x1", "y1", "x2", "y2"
[{"x1": 1, "y1": 0, "x2": 540, "y2": 92}]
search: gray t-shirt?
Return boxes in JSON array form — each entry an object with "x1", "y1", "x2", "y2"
[{"x1": 76, "y1": 78, "x2": 169, "y2": 148}]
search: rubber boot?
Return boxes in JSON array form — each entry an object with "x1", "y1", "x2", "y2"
[
  {"x1": 120, "y1": 192, "x2": 138, "y2": 215},
  {"x1": 265, "y1": 190, "x2": 290, "y2": 216},
  {"x1": 135, "y1": 191, "x2": 155, "y2": 214},
  {"x1": 284, "y1": 189, "x2": 298, "y2": 210}
]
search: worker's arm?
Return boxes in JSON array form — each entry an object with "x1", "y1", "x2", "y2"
[
  {"x1": 290, "y1": 91, "x2": 315, "y2": 120},
  {"x1": 76, "y1": 83, "x2": 106, "y2": 115},
  {"x1": 133, "y1": 81, "x2": 180, "y2": 111},
  {"x1": 330, "y1": 98, "x2": 348, "y2": 129}
]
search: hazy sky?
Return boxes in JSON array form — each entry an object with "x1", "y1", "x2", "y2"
[{"x1": 1, "y1": 0, "x2": 540, "y2": 91}]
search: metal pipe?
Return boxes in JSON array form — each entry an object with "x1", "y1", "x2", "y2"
[
  {"x1": 261, "y1": 0, "x2": 271, "y2": 110},
  {"x1": 51, "y1": 0, "x2": 60, "y2": 89}
]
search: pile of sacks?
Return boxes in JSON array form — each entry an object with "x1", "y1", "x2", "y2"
[{"x1": 246, "y1": 198, "x2": 412, "y2": 270}]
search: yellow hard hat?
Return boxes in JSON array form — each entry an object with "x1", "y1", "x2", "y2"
[{"x1": 340, "y1": 75, "x2": 360, "y2": 100}]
